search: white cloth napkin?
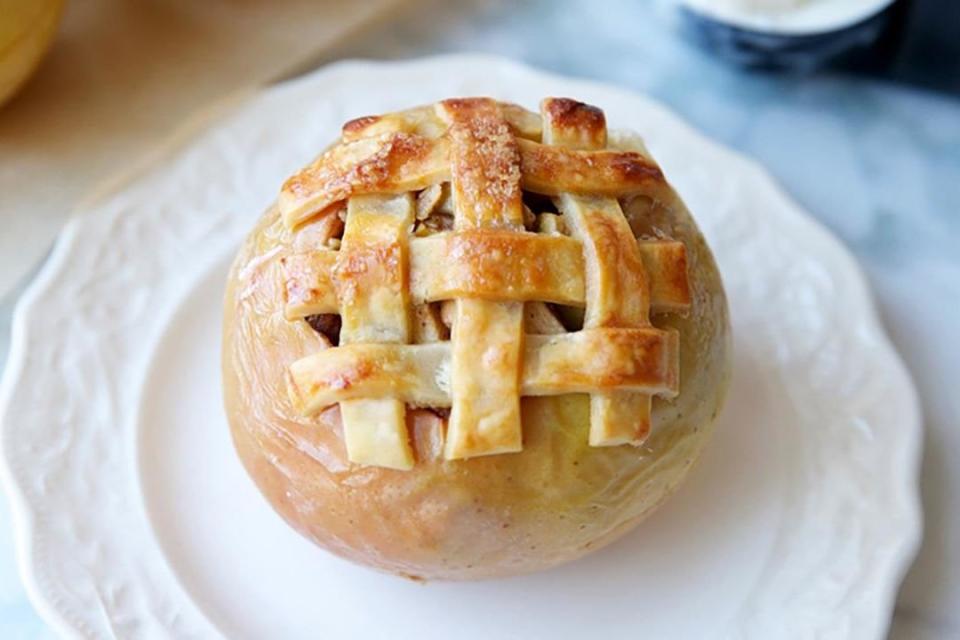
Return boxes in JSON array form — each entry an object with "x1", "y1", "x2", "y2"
[{"x1": 0, "y1": 0, "x2": 402, "y2": 297}]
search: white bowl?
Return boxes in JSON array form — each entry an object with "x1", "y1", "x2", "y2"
[{"x1": 680, "y1": 0, "x2": 898, "y2": 35}]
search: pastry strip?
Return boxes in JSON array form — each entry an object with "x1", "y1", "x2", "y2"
[
  {"x1": 638, "y1": 240, "x2": 692, "y2": 312},
  {"x1": 437, "y1": 98, "x2": 526, "y2": 460},
  {"x1": 409, "y1": 231, "x2": 584, "y2": 304},
  {"x1": 280, "y1": 251, "x2": 338, "y2": 319},
  {"x1": 333, "y1": 193, "x2": 416, "y2": 469},
  {"x1": 279, "y1": 137, "x2": 668, "y2": 229},
  {"x1": 283, "y1": 239, "x2": 688, "y2": 318},
  {"x1": 288, "y1": 328, "x2": 679, "y2": 414},
  {"x1": 543, "y1": 98, "x2": 656, "y2": 446},
  {"x1": 280, "y1": 133, "x2": 450, "y2": 229}
]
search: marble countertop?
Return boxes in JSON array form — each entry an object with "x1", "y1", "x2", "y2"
[{"x1": 1, "y1": 0, "x2": 957, "y2": 637}]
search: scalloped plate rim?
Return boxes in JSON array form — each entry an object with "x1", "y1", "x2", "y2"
[{"x1": 0, "y1": 53, "x2": 923, "y2": 639}]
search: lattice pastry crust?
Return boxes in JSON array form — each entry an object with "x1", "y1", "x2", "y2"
[{"x1": 280, "y1": 97, "x2": 692, "y2": 469}]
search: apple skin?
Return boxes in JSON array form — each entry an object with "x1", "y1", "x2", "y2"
[
  {"x1": 0, "y1": 0, "x2": 65, "y2": 107},
  {"x1": 222, "y1": 131, "x2": 731, "y2": 580}
]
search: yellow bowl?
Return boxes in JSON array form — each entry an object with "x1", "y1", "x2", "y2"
[{"x1": 0, "y1": 0, "x2": 65, "y2": 107}]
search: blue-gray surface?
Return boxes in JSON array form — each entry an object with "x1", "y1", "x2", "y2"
[{"x1": 1, "y1": 0, "x2": 958, "y2": 637}]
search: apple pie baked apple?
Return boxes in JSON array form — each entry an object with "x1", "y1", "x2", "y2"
[{"x1": 222, "y1": 97, "x2": 730, "y2": 580}]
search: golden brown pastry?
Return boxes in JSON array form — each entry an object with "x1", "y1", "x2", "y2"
[{"x1": 222, "y1": 97, "x2": 731, "y2": 580}]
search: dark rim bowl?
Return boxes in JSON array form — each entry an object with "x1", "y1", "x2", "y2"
[{"x1": 680, "y1": 1, "x2": 903, "y2": 72}]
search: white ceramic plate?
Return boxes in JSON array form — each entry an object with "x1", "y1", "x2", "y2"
[{"x1": 0, "y1": 55, "x2": 921, "y2": 640}]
